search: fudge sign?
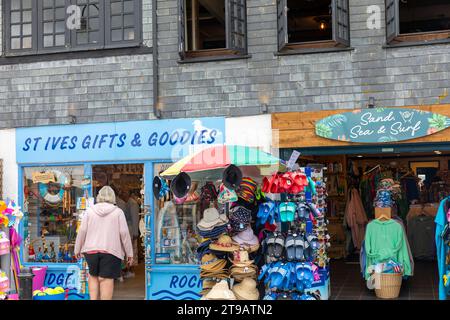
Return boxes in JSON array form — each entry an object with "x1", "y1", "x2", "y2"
[{"x1": 315, "y1": 108, "x2": 450, "y2": 143}]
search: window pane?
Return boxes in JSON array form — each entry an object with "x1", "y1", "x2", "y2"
[
  {"x1": 22, "y1": 10, "x2": 32, "y2": 23},
  {"x1": 90, "y1": 17, "x2": 100, "y2": 30},
  {"x1": 55, "y1": 21, "x2": 65, "y2": 33},
  {"x1": 11, "y1": 38, "x2": 21, "y2": 49},
  {"x1": 22, "y1": 166, "x2": 85, "y2": 263},
  {"x1": 44, "y1": 35, "x2": 54, "y2": 47},
  {"x1": 112, "y1": 29, "x2": 123, "y2": 41},
  {"x1": 55, "y1": 0, "x2": 66, "y2": 7},
  {"x1": 11, "y1": 12, "x2": 21, "y2": 23},
  {"x1": 23, "y1": 23, "x2": 32, "y2": 36},
  {"x1": 89, "y1": 3, "x2": 99, "y2": 16},
  {"x1": 11, "y1": 0, "x2": 21, "y2": 10},
  {"x1": 400, "y1": 0, "x2": 450, "y2": 34},
  {"x1": 124, "y1": 14, "x2": 134, "y2": 27},
  {"x1": 44, "y1": 22, "x2": 54, "y2": 34},
  {"x1": 124, "y1": 28, "x2": 135, "y2": 40},
  {"x1": 44, "y1": 0, "x2": 54, "y2": 8},
  {"x1": 77, "y1": 32, "x2": 88, "y2": 44},
  {"x1": 153, "y1": 163, "x2": 200, "y2": 265},
  {"x1": 22, "y1": 0, "x2": 32, "y2": 9},
  {"x1": 89, "y1": 31, "x2": 99, "y2": 43},
  {"x1": 111, "y1": 1, "x2": 122, "y2": 14},
  {"x1": 111, "y1": 15, "x2": 122, "y2": 28},
  {"x1": 43, "y1": 0, "x2": 54, "y2": 8},
  {"x1": 22, "y1": 36, "x2": 32, "y2": 48},
  {"x1": 124, "y1": 0, "x2": 134, "y2": 13},
  {"x1": 186, "y1": 0, "x2": 226, "y2": 50},
  {"x1": 286, "y1": 0, "x2": 333, "y2": 43},
  {"x1": 55, "y1": 7, "x2": 66, "y2": 19},
  {"x1": 44, "y1": 9, "x2": 54, "y2": 21},
  {"x1": 11, "y1": 25, "x2": 21, "y2": 37},
  {"x1": 55, "y1": 34, "x2": 65, "y2": 46}
]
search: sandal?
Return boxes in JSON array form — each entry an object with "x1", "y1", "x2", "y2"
[
  {"x1": 270, "y1": 174, "x2": 280, "y2": 194},
  {"x1": 265, "y1": 233, "x2": 277, "y2": 259},
  {"x1": 285, "y1": 233, "x2": 296, "y2": 262},
  {"x1": 273, "y1": 233, "x2": 285, "y2": 260},
  {"x1": 294, "y1": 233, "x2": 305, "y2": 261}
]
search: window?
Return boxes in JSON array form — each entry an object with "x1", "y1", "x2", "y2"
[
  {"x1": 386, "y1": 0, "x2": 450, "y2": 44},
  {"x1": 178, "y1": 0, "x2": 247, "y2": 60},
  {"x1": 4, "y1": 0, "x2": 141, "y2": 56},
  {"x1": 153, "y1": 163, "x2": 201, "y2": 265},
  {"x1": 277, "y1": 0, "x2": 350, "y2": 52},
  {"x1": 22, "y1": 166, "x2": 84, "y2": 263}
]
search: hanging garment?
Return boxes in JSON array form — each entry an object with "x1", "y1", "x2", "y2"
[
  {"x1": 401, "y1": 176, "x2": 420, "y2": 203},
  {"x1": 364, "y1": 219, "x2": 413, "y2": 280},
  {"x1": 344, "y1": 188, "x2": 368, "y2": 250},
  {"x1": 435, "y1": 197, "x2": 450, "y2": 300},
  {"x1": 392, "y1": 217, "x2": 414, "y2": 275},
  {"x1": 407, "y1": 215, "x2": 436, "y2": 261}
]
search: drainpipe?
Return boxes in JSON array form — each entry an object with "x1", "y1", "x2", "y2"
[{"x1": 152, "y1": 0, "x2": 161, "y2": 118}]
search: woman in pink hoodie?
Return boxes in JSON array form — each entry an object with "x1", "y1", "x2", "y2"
[{"x1": 75, "y1": 186, "x2": 133, "y2": 300}]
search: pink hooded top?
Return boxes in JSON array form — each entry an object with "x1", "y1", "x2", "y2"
[{"x1": 75, "y1": 202, "x2": 133, "y2": 260}]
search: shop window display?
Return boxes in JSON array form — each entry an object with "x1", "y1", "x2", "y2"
[
  {"x1": 154, "y1": 163, "x2": 202, "y2": 265},
  {"x1": 23, "y1": 166, "x2": 85, "y2": 263}
]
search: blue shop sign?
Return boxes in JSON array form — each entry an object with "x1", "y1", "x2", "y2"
[
  {"x1": 16, "y1": 117, "x2": 225, "y2": 163},
  {"x1": 315, "y1": 108, "x2": 450, "y2": 143}
]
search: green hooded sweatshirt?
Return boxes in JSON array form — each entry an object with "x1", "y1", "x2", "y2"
[{"x1": 364, "y1": 219, "x2": 412, "y2": 279}]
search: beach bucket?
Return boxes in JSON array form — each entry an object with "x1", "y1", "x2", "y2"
[{"x1": 31, "y1": 266, "x2": 48, "y2": 292}]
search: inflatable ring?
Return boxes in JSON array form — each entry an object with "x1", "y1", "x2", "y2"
[{"x1": 39, "y1": 170, "x2": 68, "y2": 205}]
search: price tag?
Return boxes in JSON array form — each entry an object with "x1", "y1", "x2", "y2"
[{"x1": 287, "y1": 150, "x2": 301, "y2": 169}]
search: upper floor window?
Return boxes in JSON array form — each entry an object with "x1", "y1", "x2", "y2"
[
  {"x1": 4, "y1": 0, "x2": 142, "y2": 56},
  {"x1": 386, "y1": 0, "x2": 450, "y2": 44},
  {"x1": 178, "y1": 0, "x2": 247, "y2": 60},
  {"x1": 277, "y1": 0, "x2": 350, "y2": 52}
]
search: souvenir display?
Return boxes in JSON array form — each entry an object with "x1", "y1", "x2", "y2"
[{"x1": 258, "y1": 167, "x2": 330, "y2": 300}]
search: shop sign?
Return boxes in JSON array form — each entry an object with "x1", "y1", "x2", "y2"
[
  {"x1": 315, "y1": 108, "x2": 450, "y2": 143},
  {"x1": 149, "y1": 271, "x2": 202, "y2": 300},
  {"x1": 31, "y1": 171, "x2": 55, "y2": 184},
  {"x1": 16, "y1": 117, "x2": 225, "y2": 163}
]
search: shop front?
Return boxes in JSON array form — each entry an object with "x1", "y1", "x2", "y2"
[
  {"x1": 273, "y1": 104, "x2": 450, "y2": 300},
  {"x1": 15, "y1": 117, "x2": 226, "y2": 300}
]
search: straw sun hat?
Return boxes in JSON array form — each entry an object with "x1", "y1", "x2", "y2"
[
  {"x1": 197, "y1": 207, "x2": 229, "y2": 231},
  {"x1": 209, "y1": 234, "x2": 240, "y2": 252},
  {"x1": 201, "y1": 280, "x2": 236, "y2": 300},
  {"x1": 232, "y1": 278, "x2": 259, "y2": 300}
]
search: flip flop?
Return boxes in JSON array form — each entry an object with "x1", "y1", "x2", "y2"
[
  {"x1": 270, "y1": 174, "x2": 279, "y2": 194},
  {"x1": 273, "y1": 233, "x2": 285, "y2": 260},
  {"x1": 270, "y1": 263, "x2": 288, "y2": 289},
  {"x1": 285, "y1": 234, "x2": 296, "y2": 262},
  {"x1": 294, "y1": 233, "x2": 304, "y2": 261},
  {"x1": 265, "y1": 232, "x2": 277, "y2": 259}
]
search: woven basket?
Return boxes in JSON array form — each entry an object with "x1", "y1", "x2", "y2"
[{"x1": 375, "y1": 273, "x2": 402, "y2": 299}]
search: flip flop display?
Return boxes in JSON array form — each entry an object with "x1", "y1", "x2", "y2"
[{"x1": 258, "y1": 167, "x2": 331, "y2": 300}]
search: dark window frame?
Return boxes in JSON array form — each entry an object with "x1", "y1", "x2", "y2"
[
  {"x1": 385, "y1": 0, "x2": 450, "y2": 46},
  {"x1": 3, "y1": 0, "x2": 143, "y2": 57},
  {"x1": 277, "y1": 0, "x2": 351, "y2": 54},
  {"x1": 177, "y1": 0, "x2": 248, "y2": 62}
]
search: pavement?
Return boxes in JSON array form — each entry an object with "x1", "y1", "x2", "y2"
[{"x1": 113, "y1": 263, "x2": 146, "y2": 300}]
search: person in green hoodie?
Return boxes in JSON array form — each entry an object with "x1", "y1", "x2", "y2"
[{"x1": 364, "y1": 219, "x2": 413, "y2": 279}]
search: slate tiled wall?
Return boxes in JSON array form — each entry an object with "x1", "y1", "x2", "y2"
[
  {"x1": 156, "y1": 0, "x2": 450, "y2": 118},
  {"x1": 0, "y1": 0, "x2": 154, "y2": 129}
]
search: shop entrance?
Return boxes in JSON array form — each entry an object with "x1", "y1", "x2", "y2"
[
  {"x1": 290, "y1": 148, "x2": 445, "y2": 300},
  {"x1": 91, "y1": 163, "x2": 146, "y2": 300}
]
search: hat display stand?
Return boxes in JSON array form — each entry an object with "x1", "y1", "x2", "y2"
[{"x1": 257, "y1": 167, "x2": 331, "y2": 300}]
